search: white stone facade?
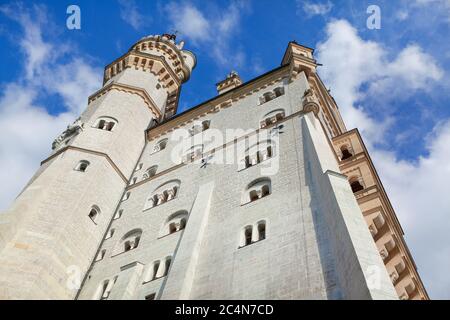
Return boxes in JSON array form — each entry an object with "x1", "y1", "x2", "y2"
[{"x1": 0, "y1": 37, "x2": 401, "y2": 300}]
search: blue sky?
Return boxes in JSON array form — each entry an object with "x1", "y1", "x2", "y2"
[{"x1": 0, "y1": 0, "x2": 449, "y2": 298}]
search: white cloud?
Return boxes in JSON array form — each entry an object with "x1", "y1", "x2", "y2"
[
  {"x1": 413, "y1": 0, "x2": 450, "y2": 22},
  {"x1": 0, "y1": 4, "x2": 101, "y2": 211},
  {"x1": 371, "y1": 121, "x2": 450, "y2": 299},
  {"x1": 316, "y1": 19, "x2": 449, "y2": 298},
  {"x1": 165, "y1": 2, "x2": 210, "y2": 44},
  {"x1": 396, "y1": 10, "x2": 409, "y2": 21},
  {"x1": 118, "y1": 0, "x2": 147, "y2": 30},
  {"x1": 369, "y1": 45, "x2": 443, "y2": 96},
  {"x1": 165, "y1": 1, "x2": 248, "y2": 69},
  {"x1": 0, "y1": 4, "x2": 51, "y2": 79},
  {"x1": 298, "y1": 0, "x2": 333, "y2": 17},
  {"x1": 316, "y1": 20, "x2": 442, "y2": 145}
]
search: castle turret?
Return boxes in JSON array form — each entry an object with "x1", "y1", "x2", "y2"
[{"x1": 0, "y1": 34, "x2": 195, "y2": 299}]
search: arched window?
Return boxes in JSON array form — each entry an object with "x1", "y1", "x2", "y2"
[
  {"x1": 93, "y1": 280, "x2": 108, "y2": 300},
  {"x1": 145, "y1": 293, "x2": 156, "y2": 300},
  {"x1": 142, "y1": 165, "x2": 158, "y2": 180},
  {"x1": 122, "y1": 192, "x2": 130, "y2": 202},
  {"x1": 160, "y1": 210, "x2": 188, "y2": 237},
  {"x1": 113, "y1": 209, "x2": 123, "y2": 220},
  {"x1": 88, "y1": 205, "x2": 100, "y2": 223},
  {"x1": 94, "y1": 117, "x2": 118, "y2": 131},
  {"x1": 273, "y1": 87, "x2": 285, "y2": 98},
  {"x1": 243, "y1": 226, "x2": 253, "y2": 247},
  {"x1": 143, "y1": 256, "x2": 172, "y2": 283},
  {"x1": 75, "y1": 160, "x2": 90, "y2": 172},
  {"x1": 144, "y1": 180, "x2": 180, "y2": 211},
  {"x1": 259, "y1": 87, "x2": 284, "y2": 105},
  {"x1": 153, "y1": 138, "x2": 168, "y2": 153},
  {"x1": 112, "y1": 229, "x2": 142, "y2": 256},
  {"x1": 162, "y1": 257, "x2": 171, "y2": 277},
  {"x1": 349, "y1": 177, "x2": 364, "y2": 193},
  {"x1": 202, "y1": 120, "x2": 210, "y2": 131},
  {"x1": 243, "y1": 178, "x2": 272, "y2": 204},
  {"x1": 257, "y1": 221, "x2": 266, "y2": 241},
  {"x1": 143, "y1": 260, "x2": 160, "y2": 283},
  {"x1": 105, "y1": 228, "x2": 115, "y2": 240},
  {"x1": 260, "y1": 92, "x2": 275, "y2": 104},
  {"x1": 239, "y1": 221, "x2": 267, "y2": 248},
  {"x1": 93, "y1": 276, "x2": 117, "y2": 300},
  {"x1": 188, "y1": 120, "x2": 211, "y2": 136},
  {"x1": 240, "y1": 140, "x2": 275, "y2": 170},
  {"x1": 340, "y1": 145, "x2": 353, "y2": 160},
  {"x1": 95, "y1": 249, "x2": 106, "y2": 262},
  {"x1": 260, "y1": 109, "x2": 285, "y2": 129}
]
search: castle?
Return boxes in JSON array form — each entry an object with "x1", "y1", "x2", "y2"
[{"x1": 0, "y1": 34, "x2": 428, "y2": 300}]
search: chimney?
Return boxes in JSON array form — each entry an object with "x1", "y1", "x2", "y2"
[{"x1": 216, "y1": 71, "x2": 243, "y2": 95}]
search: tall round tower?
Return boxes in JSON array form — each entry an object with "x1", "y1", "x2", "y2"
[{"x1": 0, "y1": 34, "x2": 195, "y2": 299}]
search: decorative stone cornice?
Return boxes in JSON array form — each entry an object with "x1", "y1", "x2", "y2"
[
  {"x1": 41, "y1": 146, "x2": 128, "y2": 183},
  {"x1": 147, "y1": 66, "x2": 290, "y2": 141},
  {"x1": 103, "y1": 51, "x2": 182, "y2": 92},
  {"x1": 88, "y1": 82, "x2": 162, "y2": 119},
  {"x1": 131, "y1": 34, "x2": 196, "y2": 82}
]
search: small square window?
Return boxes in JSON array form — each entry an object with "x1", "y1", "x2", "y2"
[{"x1": 145, "y1": 293, "x2": 156, "y2": 300}]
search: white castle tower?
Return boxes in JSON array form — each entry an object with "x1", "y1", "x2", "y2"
[
  {"x1": 0, "y1": 36, "x2": 428, "y2": 300},
  {"x1": 0, "y1": 34, "x2": 195, "y2": 299}
]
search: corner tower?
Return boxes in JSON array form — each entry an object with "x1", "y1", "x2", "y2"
[{"x1": 0, "y1": 34, "x2": 195, "y2": 299}]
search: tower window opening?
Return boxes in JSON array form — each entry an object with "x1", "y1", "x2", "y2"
[
  {"x1": 105, "y1": 228, "x2": 115, "y2": 239},
  {"x1": 113, "y1": 229, "x2": 142, "y2": 256},
  {"x1": 95, "y1": 117, "x2": 118, "y2": 131},
  {"x1": 122, "y1": 192, "x2": 130, "y2": 201},
  {"x1": 143, "y1": 165, "x2": 158, "y2": 180},
  {"x1": 163, "y1": 257, "x2": 171, "y2": 277},
  {"x1": 145, "y1": 293, "x2": 156, "y2": 300},
  {"x1": 95, "y1": 249, "x2": 106, "y2": 262},
  {"x1": 258, "y1": 221, "x2": 266, "y2": 241},
  {"x1": 98, "y1": 120, "x2": 106, "y2": 130},
  {"x1": 241, "y1": 140, "x2": 275, "y2": 170},
  {"x1": 145, "y1": 256, "x2": 172, "y2": 282},
  {"x1": 340, "y1": 145, "x2": 353, "y2": 160},
  {"x1": 240, "y1": 221, "x2": 267, "y2": 249},
  {"x1": 244, "y1": 226, "x2": 252, "y2": 246},
  {"x1": 75, "y1": 160, "x2": 90, "y2": 172},
  {"x1": 114, "y1": 209, "x2": 123, "y2": 220},
  {"x1": 244, "y1": 178, "x2": 272, "y2": 204},
  {"x1": 144, "y1": 180, "x2": 181, "y2": 211},
  {"x1": 88, "y1": 206, "x2": 100, "y2": 223},
  {"x1": 274, "y1": 87, "x2": 285, "y2": 97},
  {"x1": 350, "y1": 179, "x2": 364, "y2": 193},
  {"x1": 160, "y1": 210, "x2": 188, "y2": 237},
  {"x1": 93, "y1": 276, "x2": 117, "y2": 300},
  {"x1": 260, "y1": 110, "x2": 285, "y2": 129},
  {"x1": 153, "y1": 138, "x2": 168, "y2": 153},
  {"x1": 189, "y1": 121, "x2": 210, "y2": 136},
  {"x1": 259, "y1": 87, "x2": 285, "y2": 105},
  {"x1": 151, "y1": 261, "x2": 160, "y2": 281},
  {"x1": 169, "y1": 223, "x2": 177, "y2": 234}
]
